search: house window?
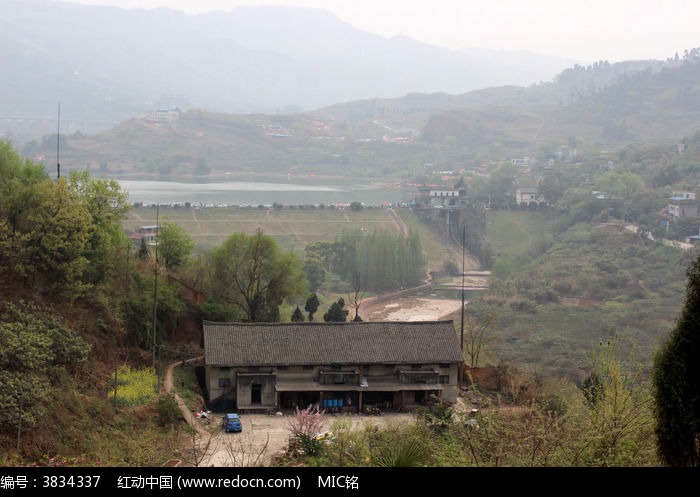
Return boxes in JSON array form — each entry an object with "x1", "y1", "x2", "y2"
[
  {"x1": 439, "y1": 375, "x2": 450, "y2": 384},
  {"x1": 277, "y1": 366, "x2": 288, "y2": 371},
  {"x1": 303, "y1": 365, "x2": 314, "y2": 370},
  {"x1": 439, "y1": 364, "x2": 449, "y2": 369},
  {"x1": 218, "y1": 378, "x2": 231, "y2": 388},
  {"x1": 384, "y1": 364, "x2": 394, "y2": 369}
]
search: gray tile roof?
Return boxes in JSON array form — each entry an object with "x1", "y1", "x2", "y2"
[{"x1": 203, "y1": 320, "x2": 464, "y2": 367}]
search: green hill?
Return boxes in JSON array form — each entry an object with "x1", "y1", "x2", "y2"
[{"x1": 467, "y1": 210, "x2": 695, "y2": 380}]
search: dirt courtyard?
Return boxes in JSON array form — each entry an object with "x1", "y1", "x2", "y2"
[
  {"x1": 194, "y1": 410, "x2": 416, "y2": 467},
  {"x1": 165, "y1": 327, "x2": 428, "y2": 468}
]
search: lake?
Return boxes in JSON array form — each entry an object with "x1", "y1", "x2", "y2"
[{"x1": 117, "y1": 179, "x2": 411, "y2": 207}]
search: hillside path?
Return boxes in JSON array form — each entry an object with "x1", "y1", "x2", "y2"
[{"x1": 387, "y1": 207, "x2": 408, "y2": 236}]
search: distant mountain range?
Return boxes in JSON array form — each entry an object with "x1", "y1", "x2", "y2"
[
  {"x1": 22, "y1": 52, "x2": 698, "y2": 182},
  {"x1": 1, "y1": 0, "x2": 578, "y2": 142}
]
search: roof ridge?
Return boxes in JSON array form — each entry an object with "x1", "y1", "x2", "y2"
[{"x1": 202, "y1": 319, "x2": 454, "y2": 326}]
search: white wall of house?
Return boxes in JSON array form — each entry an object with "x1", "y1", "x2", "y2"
[{"x1": 205, "y1": 362, "x2": 461, "y2": 410}]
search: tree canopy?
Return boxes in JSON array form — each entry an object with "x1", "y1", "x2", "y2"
[
  {"x1": 653, "y1": 250, "x2": 700, "y2": 466},
  {"x1": 0, "y1": 141, "x2": 131, "y2": 298},
  {"x1": 206, "y1": 228, "x2": 307, "y2": 322},
  {"x1": 332, "y1": 229, "x2": 426, "y2": 293},
  {"x1": 157, "y1": 219, "x2": 194, "y2": 270},
  {"x1": 291, "y1": 306, "x2": 304, "y2": 322},
  {"x1": 324, "y1": 297, "x2": 349, "y2": 322},
  {"x1": 0, "y1": 300, "x2": 90, "y2": 429},
  {"x1": 304, "y1": 293, "x2": 320, "y2": 322}
]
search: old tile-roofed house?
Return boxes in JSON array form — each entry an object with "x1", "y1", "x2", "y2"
[{"x1": 202, "y1": 320, "x2": 463, "y2": 413}]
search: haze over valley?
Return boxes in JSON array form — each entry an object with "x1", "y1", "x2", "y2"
[{"x1": 2, "y1": 0, "x2": 577, "y2": 143}]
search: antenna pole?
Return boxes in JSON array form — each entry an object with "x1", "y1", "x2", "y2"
[{"x1": 56, "y1": 102, "x2": 61, "y2": 179}]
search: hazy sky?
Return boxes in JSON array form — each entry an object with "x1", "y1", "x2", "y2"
[{"x1": 51, "y1": 0, "x2": 698, "y2": 62}]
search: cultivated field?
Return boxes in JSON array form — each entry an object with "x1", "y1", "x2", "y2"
[
  {"x1": 123, "y1": 205, "x2": 409, "y2": 254},
  {"x1": 122, "y1": 204, "x2": 475, "y2": 275}
]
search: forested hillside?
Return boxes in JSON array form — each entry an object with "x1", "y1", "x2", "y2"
[
  {"x1": 474, "y1": 212, "x2": 693, "y2": 379},
  {"x1": 0, "y1": 140, "x2": 187, "y2": 465}
]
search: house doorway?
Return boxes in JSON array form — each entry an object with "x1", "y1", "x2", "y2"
[{"x1": 251, "y1": 383, "x2": 262, "y2": 405}]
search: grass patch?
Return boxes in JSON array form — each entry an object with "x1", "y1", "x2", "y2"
[
  {"x1": 396, "y1": 208, "x2": 462, "y2": 272},
  {"x1": 485, "y1": 209, "x2": 554, "y2": 261}
]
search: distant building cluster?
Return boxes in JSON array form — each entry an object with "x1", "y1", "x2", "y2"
[
  {"x1": 129, "y1": 224, "x2": 159, "y2": 249},
  {"x1": 515, "y1": 187, "x2": 544, "y2": 206},
  {"x1": 415, "y1": 177, "x2": 468, "y2": 209},
  {"x1": 146, "y1": 109, "x2": 181, "y2": 123},
  {"x1": 667, "y1": 191, "x2": 699, "y2": 220},
  {"x1": 144, "y1": 94, "x2": 187, "y2": 123}
]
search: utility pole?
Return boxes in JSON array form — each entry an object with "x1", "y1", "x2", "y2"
[
  {"x1": 459, "y1": 224, "x2": 466, "y2": 390},
  {"x1": 113, "y1": 358, "x2": 118, "y2": 407},
  {"x1": 152, "y1": 203, "x2": 159, "y2": 391}
]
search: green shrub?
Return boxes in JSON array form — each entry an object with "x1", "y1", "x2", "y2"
[{"x1": 157, "y1": 393, "x2": 182, "y2": 427}]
